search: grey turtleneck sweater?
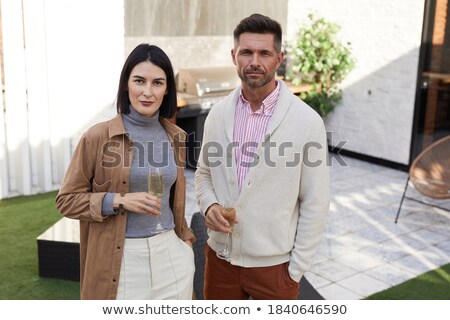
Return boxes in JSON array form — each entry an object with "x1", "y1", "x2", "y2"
[{"x1": 102, "y1": 106, "x2": 177, "y2": 238}]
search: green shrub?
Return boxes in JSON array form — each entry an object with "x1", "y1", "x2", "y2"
[{"x1": 286, "y1": 14, "x2": 355, "y2": 117}]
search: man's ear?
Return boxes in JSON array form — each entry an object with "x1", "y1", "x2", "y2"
[
  {"x1": 276, "y1": 50, "x2": 284, "y2": 68},
  {"x1": 231, "y1": 49, "x2": 237, "y2": 65}
]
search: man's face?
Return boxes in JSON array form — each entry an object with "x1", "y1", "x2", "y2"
[{"x1": 231, "y1": 32, "x2": 283, "y2": 88}]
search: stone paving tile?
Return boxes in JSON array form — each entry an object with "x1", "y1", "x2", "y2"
[
  {"x1": 360, "y1": 241, "x2": 409, "y2": 262},
  {"x1": 372, "y1": 220, "x2": 423, "y2": 238},
  {"x1": 317, "y1": 283, "x2": 363, "y2": 300},
  {"x1": 426, "y1": 222, "x2": 450, "y2": 238},
  {"x1": 351, "y1": 225, "x2": 394, "y2": 244},
  {"x1": 404, "y1": 188, "x2": 450, "y2": 210},
  {"x1": 304, "y1": 271, "x2": 332, "y2": 289},
  {"x1": 393, "y1": 233, "x2": 432, "y2": 251},
  {"x1": 364, "y1": 262, "x2": 417, "y2": 286},
  {"x1": 410, "y1": 227, "x2": 450, "y2": 245},
  {"x1": 332, "y1": 232, "x2": 375, "y2": 251},
  {"x1": 322, "y1": 222, "x2": 349, "y2": 240},
  {"x1": 316, "y1": 238, "x2": 355, "y2": 260},
  {"x1": 333, "y1": 251, "x2": 384, "y2": 272},
  {"x1": 392, "y1": 253, "x2": 441, "y2": 276},
  {"x1": 328, "y1": 202, "x2": 365, "y2": 221},
  {"x1": 435, "y1": 239, "x2": 450, "y2": 252},
  {"x1": 330, "y1": 214, "x2": 374, "y2": 234},
  {"x1": 330, "y1": 179, "x2": 359, "y2": 193},
  {"x1": 337, "y1": 273, "x2": 391, "y2": 297},
  {"x1": 309, "y1": 259, "x2": 359, "y2": 283}
]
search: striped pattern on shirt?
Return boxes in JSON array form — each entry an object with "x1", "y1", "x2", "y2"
[{"x1": 233, "y1": 80, "x2": 281, "y2": 191}]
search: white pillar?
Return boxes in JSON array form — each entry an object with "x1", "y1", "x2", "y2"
[
  {"x1": 23, "y1": 0, "x2": 53, "y2": 193},
  {"x1": 0, "y1": 52, "x2": 8, "y2": 199},
  {"x1": 1, "y1": 0, "x2": 32, "y2": 196}
]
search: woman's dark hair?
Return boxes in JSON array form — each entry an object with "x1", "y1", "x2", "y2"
[
  {"x1": 116, "y1": 44, "x2": 177, "y2": 118},
  {"x1": 233, "y1": 13, "x2": 282, "y2": 53}
]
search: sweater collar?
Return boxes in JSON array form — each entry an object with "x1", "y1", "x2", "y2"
[
  {"x1": 123, "y1": 105, "x2": 160, "y2": 127},
  {"x1": 108, "y1": 111, "x2": 186, "y2": 143},
  {"x1": 108, "y1": 106, "x2": 160, "y2": 138}
]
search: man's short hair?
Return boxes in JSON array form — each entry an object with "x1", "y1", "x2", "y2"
[{"x1": 233, "y1": 13, "x2": 282, "y2": 52}]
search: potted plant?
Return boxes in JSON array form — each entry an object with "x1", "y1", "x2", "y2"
[{"x1": 286, "y1": 14, "x2": 355, "y2": 117}]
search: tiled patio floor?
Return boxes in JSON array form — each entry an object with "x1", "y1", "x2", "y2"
[{"x1": 184, "y1": 155, "x2": 450, "y2": 300}]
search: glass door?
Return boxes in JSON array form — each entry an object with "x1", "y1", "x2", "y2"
[{"x1": 411, "y1": 0, "x2": 450, "y2": 161}]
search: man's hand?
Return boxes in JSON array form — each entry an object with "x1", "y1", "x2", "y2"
[{"x1": 205, "y1": 203, "x2": 238, "y2": 233}]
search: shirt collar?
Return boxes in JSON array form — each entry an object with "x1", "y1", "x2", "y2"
[
  {"x1": 109, "y1": 113, "x2": 127, "y2": 138},
  {"x1": 239, "y1": 80, "x2": 281, "y2": 115}
]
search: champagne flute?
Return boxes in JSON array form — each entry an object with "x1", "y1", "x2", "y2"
[
  {"x1": 216, "y1": 201, "x2": 236, "y2": 261},
  {"x1": 148, "y1": 167, "x2": 164, "y2": 231}
]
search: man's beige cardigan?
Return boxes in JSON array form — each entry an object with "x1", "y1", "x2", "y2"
[{"x1": 196, "y1": 80, "x2": 330, "y2": 282}]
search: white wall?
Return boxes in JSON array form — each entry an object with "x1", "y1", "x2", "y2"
[
  {"x1": 287, "y1": 0, "x2": 426, "y2": 164},
  {"x1": 0, "y1": 0, "x2": 124, "y2": 199},
  {"x1": 125, "y1": 36, "x2": 235, "y2": 74}
]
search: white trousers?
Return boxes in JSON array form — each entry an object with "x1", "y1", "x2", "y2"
[{"x1": 117, "y1": 230, "x2": 195, "y2": 300}]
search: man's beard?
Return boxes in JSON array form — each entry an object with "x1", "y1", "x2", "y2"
[{"x1": 238, "y1": 67, "x2": 274, "y2": 88}]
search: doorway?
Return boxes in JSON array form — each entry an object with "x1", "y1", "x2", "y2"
[
  {"x1": 410, "y1": 0, "x2": 450, "y2": 163},
  {"x1": 411, "y1": 0, "x2": 450, "y2": 161}
]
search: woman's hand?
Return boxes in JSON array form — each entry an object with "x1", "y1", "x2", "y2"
[
  {"x1": 114, "y1": 192, "x2": 161, "y2": 216},
  {"x1": 184, "y1": 240, "x2": 193, "y2": 248}
]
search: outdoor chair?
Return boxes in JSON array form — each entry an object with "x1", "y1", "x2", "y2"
[
  {"x1": 189, "y1": 212, "x2": 323, "y2": 299},
  {"x1": 395, "y1": 135, "x2": 450, "y2": 223}
]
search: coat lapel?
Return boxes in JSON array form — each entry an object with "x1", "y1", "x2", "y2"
[
  {"x1": 223, "y1": 87, "x2": 239, "y2": 143},
  {"x1": 222, "y1": 89, "x2": 240, "y2": 199}
]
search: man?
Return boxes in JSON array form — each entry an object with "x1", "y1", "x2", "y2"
[{"x1": 195, "y1": 13, "x2": 330, "y2": 300}]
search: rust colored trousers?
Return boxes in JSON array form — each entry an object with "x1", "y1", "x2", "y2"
[{"x1": 203, "y1": 245, "x2": 300, "y2": 300}]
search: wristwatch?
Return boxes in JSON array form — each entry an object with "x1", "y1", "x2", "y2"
[{"x1": 116, "y1": 192, "x2": 125, "y2": 215}]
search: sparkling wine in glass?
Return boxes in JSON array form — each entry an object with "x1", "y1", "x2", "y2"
[
  {"x1": 216, "y1": 201, "x2": 236, "y2": 261},
  {"x1": 148, "y1": 167, "x2": 164, "y2": 231}
]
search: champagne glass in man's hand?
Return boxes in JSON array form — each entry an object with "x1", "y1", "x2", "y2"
[{"x1": 216, "y1": 201, "x2": 237, "y2": 261}]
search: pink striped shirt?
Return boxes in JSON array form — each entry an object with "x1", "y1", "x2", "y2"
[{"x1": 233, "y1": 80, "x2": 281, "y2": 191}]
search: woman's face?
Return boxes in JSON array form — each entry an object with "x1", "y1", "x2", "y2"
[{"x1": 127, "y1": 61, "x2": 167, "y2": 117}]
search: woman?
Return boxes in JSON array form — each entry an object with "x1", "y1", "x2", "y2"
[{"x1": 55, "y1": 44, "x2": 195, "y2": 300}]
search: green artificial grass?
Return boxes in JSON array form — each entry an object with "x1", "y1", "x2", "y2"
[
  {"x1": 366, "y1": 263, "x2": 450, "y2": 300},
  {"x1": 0, "y1": 191, "x2": 79, "y2": 299}
]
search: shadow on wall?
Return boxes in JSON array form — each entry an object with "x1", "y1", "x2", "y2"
[{"x1": 324, "y1": 48, "x2": 420, "y2": 165}]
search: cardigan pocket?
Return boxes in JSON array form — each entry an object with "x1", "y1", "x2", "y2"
[{"x1": 92, "y1": 179, "x2": 112, "y2": 192}]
